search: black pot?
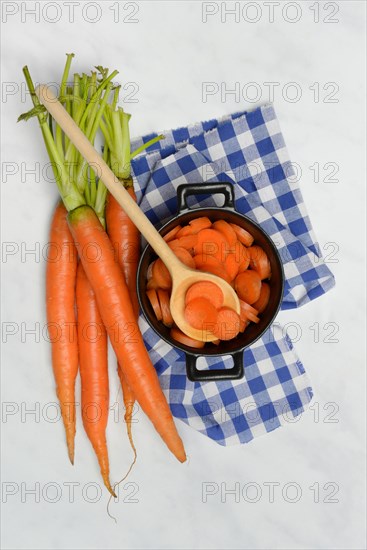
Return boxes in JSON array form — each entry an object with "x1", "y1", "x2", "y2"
[{"x1": 137, "y1": 183, "x2": 284, "y2": 382}]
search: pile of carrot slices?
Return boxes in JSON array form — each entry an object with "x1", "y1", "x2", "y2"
[{"x1": 146, "y1": 218, "x2": 271, "y2": 348}]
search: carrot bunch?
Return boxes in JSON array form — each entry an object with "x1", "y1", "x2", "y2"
[
  {"x1": 146, "y1": 217, "x2": 271, "y2": 347},
  {"x1": 19, "y1": 55, "x2": 185, "y2": 496}
]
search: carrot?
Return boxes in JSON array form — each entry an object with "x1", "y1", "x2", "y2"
[
  {"x1": 252, "y1": 282, "x2": 271, "y2": 313},
  {"x1": 213, "y1": 307, "x2": 241, "y2": 340},
  {"x1": 248, "y1": 246, "x2": 271, "y2": 280},
  {"x1": 174, "y1": 247, "x2": 196, "y2": 269},
  {"x1": 117, "y1": 367, "x2": 137, "y2": 462},
  {"x1": 146, "y1": 288, "x2": 163, "y2": 321},
  {"x1": 197, "y1": 262, "x2": 232, "y2": 284},
  {"x1": 212, "y1": 220, "x2": 237, "y2": 249},
  {"x1": 239, "y1": 300, "x2": 259, "y2": 319},
  {"x1": 194, "y1": 228, "x2": 229, "y2": 262},
  {"x1": 184, "y1": 297, "x2": 218, "y2": 331},
  {"x1": 106, "y1": 186, "x2": 140, "y2": 317},
  {"x1": 185, "y1": 281, "x2": 224, "y2": 309},
  {"x1": 167, "y1": 239, "x2": 181, "y2": 250},
  {"x1": 234, "y1": 242, "x2": 250, "y2": 272},
  {"x1": 68, "y1": 206, "x2": 186, "y2": 462},
  {"x1": 76, "y1": 263, "x2": 115, "y2": 496},
  {"x1": 230, "y1": 223, "x2": 254, "y2": 247},
  {"x1": 239, "y1": 318, "x2": 249, "y2": 332},
  {"x1": 224, "y1": 253, "x2": 240, "y2": 281},
  {"x1": 176, "y1": 225, "x2": 194, "y2": 238},
  {"x1": 152, "y1": 258, "x2": 172, "y2": 290},
  {"x1": 189, "y1": 216, "x2": 212, "y2": 232},
  {"x1": 194, "y1": 253, "x2": 222, "y2": 270},
  {"x1": 164, "y1": 225, "x2": 182, "y2": 242},
  {"x1": 158, "y1": 289, "x2": 174, "y2": 327},
  {"x1": 177, "y1": 234, "x2": 198, "y2": 251},
  {"x1": 46, "y1": 201, "x2": 78, "y2": 464},
  {"x1": 170, "y1": 327, "x2": 205, "y2": 349},
  {"x1": 235, "y1": 271, "x2": 262, "y2": 304}
]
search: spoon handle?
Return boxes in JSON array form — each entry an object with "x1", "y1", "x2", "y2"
[{"x1": 35, "y1": 84, "x2": 181, "y2": 272}]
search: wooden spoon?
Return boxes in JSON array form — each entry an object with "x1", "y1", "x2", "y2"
[{"x1": 35, "y1": 84, "x2": 240, "y2": 342}]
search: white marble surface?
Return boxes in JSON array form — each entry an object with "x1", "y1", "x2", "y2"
[{"x1": 1, "y1": 1, "x2": 366, "y2": 549}]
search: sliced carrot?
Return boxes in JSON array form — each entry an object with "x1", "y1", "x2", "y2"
[
  {"x1": 239, "y1": 317, "x2": 249, "y2": 332},
  {"x1": 239, "y1": 300, "x2": 259, "y2": 320},
  {"x1": 248, "y1": 246, "x2": 271, "y2": 280},
  {"x1": 170, "y1": 327, "x2": 205, "y2": 349},
  {"x1": 252, "y1": 282, "x2": 271, "y2": 313},
  {"x1": 213, "y1": 307, "x2": 241, "y2": 340},
  {"x1": 184, "y1": 297, "x2": 218, "y2": 331},
  {"x1": 230, "y1": 223, "x2": 254, "y2": 247},
  {"x1": 174, "y1": 247, "x2": 196, "y2": 269},
  {"x1": 157, "y1": 289, "x2": 174, "y2": 327},
  {"x1": 164, "y1": 225, "x2": 182, "y2": 242},
  {"x1": 146, "y1": 277, "x2": 159, "y2": 290},
  {"x1": 185, "y1": 281, "x2": 224, "y2": 309},
  {"x1": 212, "y1": 220, "x2": 237, "y2": 249},
  {"x1": 197, "y1": 262, "x2": 232, "y2": 283},
  {"x1": 246, "y1": 311, "x2": 260, "y2": 324},
  {"x1": 176, "y1": 225, "x2": 194, "y2": 238},
  {"x1": 146, "y1": 289, "x2": 163, "y2": 321},
  {"x1": 177, "y1": 234, "x2": 198, "y2": 251},
  {"x1": 167, "y1": 239, "x2": 181, "y2": 250},
  {"x1": 152, "y1": 258, "x2": 172, "y2": 290},
  {"x1": 211, "y1": 339, "x2": 221, "y2": 345},
  {"x1": 235, "y1": 271, "x2": 262, "y2": 304},
  {"x1": 224, "y1": 253, "x2": 240, "y2": 281},
  {"x1": 194, "y1": 228, "x2": 229, "y2": 262},
  {"x1": 194, "y1": 253, "x2": 222, "y2": 270},
  {"x1": 234, "y1": 242, "x2": 250, "y2": 272},
  {"x1": 189, "y1": 216, "x2": 212, "y2": 233}
]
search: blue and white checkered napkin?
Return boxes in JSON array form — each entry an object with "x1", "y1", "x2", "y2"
[{"x1": 130, "y1": 105, "x2": 335, "y2": 445}]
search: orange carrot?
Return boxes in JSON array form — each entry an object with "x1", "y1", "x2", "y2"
[
  {"x1": 176, "y1": 225, "x2": 194, "y2": 238},
  {"x1": 235, "y1": 271, "x2": 262, "y2": 304},
  {"x1": 158, "y1": 289, "x2": 174, "y2": 327},
  {"x1": 152, "y1": 259, "x2": 172, "y2": 290},
  {"x1": 174, "y1": 247, "x2": 196, "y2": 269},
  {"x1": 248, "y1": 246, "x2": 271, "y2": 280},
  {"x1": 224, "y1": 253, "x2": 240, "y2": 281},
  {"x1": 184, "y1": 297, "x2": 218, "y2": 330},
  {"x1": 213, "y1": 307, "x2": 241, "y2": 340},
  {"x1": 212, "y1": 220, "x2": 237, "y2": 249},
  {"x1": 106, "y1": 187, "x2": 140, "y2": 317},
  {"x1": 230, "y1": 223, "x2": 254, "y2": 247},
  {"x1": 194, "y1": 228, "x2": 229, "y2": 261},
  {"x1": 146, "y1": 288, "x2": 163, "y2": 321},
  {"x1": 189, "y1": 216, "x2": 212, "y2": 232},
  {"x1": 106, "y1": 183, "x2": 139, "y2": 460},
  {"x1": 194, "y1": 253, "x2": 222, "y2": 270},
  {"x1": 170, "y1": 327, "x2": 205, "y2": 349},
  {"x1": 46, "y1": 201, "x2": 78, "y2": 464},
  {"x1": 117, "y1": 367, "x2": 137, "y2": 461},
  {"x1": 68, "y1": 206, "x2": 186, "y2": 463},
  {"x1": 177, "y1": 234, "x2": 198, "y2": 251},
  {"x1": 76, "y1": 263, "x2": 115, "y2": 496},
  {"x1": 253, "y1": 282, "x2": 271, "y2": 313},
  {"x1": 197, "y1": 262, "x2": 232, "y2": 284},
  {"x1": 185, "y1": 281, "x2": 224, "y2": 309},
  {"x1": 234, "y1": 242, "x2": 250, "y2": 272},
  {"x1": 163, "y1": 225, "x2": 182, "y2": 242}
]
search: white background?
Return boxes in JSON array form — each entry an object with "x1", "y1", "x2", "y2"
[{"x1": 1, "y1": 1, "x2": 366, "y2": 549}]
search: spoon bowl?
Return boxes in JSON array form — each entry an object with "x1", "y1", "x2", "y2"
[{"x1": 35, "y1": 84, "x2": 240, "y2": 342}]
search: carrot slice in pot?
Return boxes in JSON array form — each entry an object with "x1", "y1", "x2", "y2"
[
  {"x1": 248, "y1": 246, "x2": 271, "y2": 280},
  {"x1": 235, "y1": 270, "x2": 261, "y2": 304},
  {"x1": 189, "y1": 216, "x2": 212, "y2": 232},
  {"x1": 146, "y1": 288, "x2": 163, "y2": 321},
  {"x1": 184, "y1": 297, "x2": 218, "y2": 331},
  {"x1": 170, "y1": 327, "x2": 205, "y2": 349},
  {"x1": 252, "y1": 282, "x2": 271, "y2": 313},
  {"x1": 164, "y1": 226, "x2": 182, "y2": 242},
  {"x1": 194, "y1": 228, "x2": 229, "y2": 262},
  {"x1": 230, "y1": 223, "x2": 254, "y2": 247},
  {"x1": 212, "y1": 220, "x2": 237, "y2": 249},
  {"x1": 157, "y1": 289, "x2": 174, "y2": 327}
]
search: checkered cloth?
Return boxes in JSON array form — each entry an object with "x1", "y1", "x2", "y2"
[{"x1": 130, "y1": 105, "x2": 335, "y2": 445}]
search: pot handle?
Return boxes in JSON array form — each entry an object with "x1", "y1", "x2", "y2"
[
  {"x1": 177, "y1": 182, "x2": 235, "y2": 214},
  {"x1": 185, "y1": 351, "x2": 244, "y2": 382}
]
